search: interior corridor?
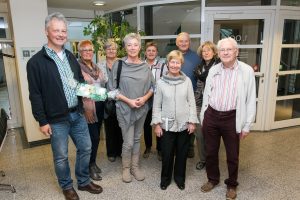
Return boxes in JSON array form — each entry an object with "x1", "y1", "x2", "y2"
[{"x1": 0, "y1": 127, "x2": 299, "y2": 200}]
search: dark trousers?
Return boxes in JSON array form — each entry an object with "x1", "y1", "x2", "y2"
[
  {"x1": 202, "y1": 106, "x2": 240, "y2": 188},
  {"x1": 104, "y1": 114, "x2": 123, "y2": 157},
  {"x1": 160, "y1": 129, "x2": 191, "y2": 186},
  {"x1": 143, "y1": 109, "x2": 161, "y2": 151},
  {"x1": 88, "y1": 101, "x2": 104, "y2": 164}
]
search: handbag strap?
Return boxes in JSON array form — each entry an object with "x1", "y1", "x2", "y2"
[{"x1": 116, "y1": 60, "x2": 122, "y2": 88}]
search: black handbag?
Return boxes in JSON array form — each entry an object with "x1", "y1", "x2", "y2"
[
  {"x1": 104, "y1": 99, "x2": 116, "y2": 116},
  {"x1": 104, "y1": 60, "x2": 122, "y2": 116}
]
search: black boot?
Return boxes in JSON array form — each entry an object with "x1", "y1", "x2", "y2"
[{"x1": 89, "y1": 163, "x2": 102, "y2": 181}]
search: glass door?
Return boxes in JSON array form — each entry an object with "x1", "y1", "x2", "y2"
[
  {"x1": 204, "y1": 10, "x2": 273, "y2": 130},
  {"x1": 271, "y1": 11, "x2": 300, "y2": 129}
]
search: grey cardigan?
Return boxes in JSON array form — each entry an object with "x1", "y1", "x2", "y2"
[{"x1": 151, "y1": 72, "x2": 199, "y2": 132}]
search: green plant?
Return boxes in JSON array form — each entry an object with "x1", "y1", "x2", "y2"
[{"x1": 83, "y1": 14, "x2": 143, "y2": 58}]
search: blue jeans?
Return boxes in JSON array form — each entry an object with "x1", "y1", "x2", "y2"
[{"x1": 50, "y1": 112, "x2": 92, "y2": 190}]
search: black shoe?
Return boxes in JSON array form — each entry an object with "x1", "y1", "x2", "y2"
[
  {"x1": 143, "y1": 148, "x2": 151, "y2": 158},
  {"x1": 89, "y1": 165, "x2": 102, "y2": 181},
  {"x1": 196, "y1": 162, "x2": 206, "y2": 170},
  {"x1": 160, "y1": 183, "x2": 169, "y2": 190},
  {"x1": 90, "y1": 163, "x2": 101, "y2": 173},
  {"x1": 176, "y1": 183, "x2": 185, "y2": 190},
  {"x1": 187, "y1": 148, "x2": 195, "y2": 158},
  {"x1": 78, "y1": 182, "x2": 103, "y2": 194},
  {"x1": 62, "y1": 187, "x2": 79, "y2": 200}
]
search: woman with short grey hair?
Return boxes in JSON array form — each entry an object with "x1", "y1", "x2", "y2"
[{"x1": 108, "y1": 33, "x2": 154, "y2": 183}]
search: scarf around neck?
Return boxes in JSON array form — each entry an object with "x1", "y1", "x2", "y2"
[{"x1": 78, "y1": 59, "x2": 100, "y2": 80}]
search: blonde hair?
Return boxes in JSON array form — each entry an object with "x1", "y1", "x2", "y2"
[
  {"x1": 166, "y1": 50, "x2": 184, "y2": 64},
  {"x1": 104, "y1": 39, "x2": 118, "y2": 50},
  {"x1": 197, "y1": 41, "x2": 218, "y2": 58}
]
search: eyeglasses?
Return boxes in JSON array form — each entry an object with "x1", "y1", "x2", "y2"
[
  {"x1": 219, "y1": 48, "x2": 236, "y2": 53},
  {"x1": 169, "y1": 60, "x2": 181, "y2": 65},
  {"x1": 81, "y1": 49, "x2": 93, "y2": 52}
]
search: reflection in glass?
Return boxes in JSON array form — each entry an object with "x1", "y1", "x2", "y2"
[
  {"x1": 0, "y1": 17, "x2": 6, "y2": 38},
  {"x1": 141, "y1": 1, "x2": 201, "y2": 36},
  {"x1": 214, "y1": 20, "x2": 264, "y2": 45},
  {"x1": 237, "y1": 48, "x2": 262, "y2": 72},
  {"x1": 277, "y1": 74, "x2": 300, "y2": 96},
  {"x1": 281, "y1": 0, "x2": 300, "y2": 6},
  {"x1": 282, "y1": 20, "x2": 300, "y2": 44},
  {"x1": 111, "y1": 8, "x2": 137, "y2": 29},
  {"x1": 0, "y1": 42, "x2": 12, "y2": 118},
  {"x1": 279, "y1": 48, "x2": 300, "y2": 71},
  {"x1": 275, "y1": 98, "x2": 300, "y2": 121},
  {"x1": 206, "y1": 0, "x2": 275, "y2": 7},
  {"x1": 141, "y1": 38, "x2": 200, "y2": 58}
]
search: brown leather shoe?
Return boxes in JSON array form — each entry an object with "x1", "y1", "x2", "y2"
[
  {"x1": 226, "y1": 188, "x2": 237, "y2": 200},
  {"x1": 78, "y1": 182, "x2": 103, "y2": 194},
  {"x1": 62, "y1": 187, "x2": 79, "y2": 200},
  {"x1": 201, "y1": 182, "x2": 217, "y2": 193}
]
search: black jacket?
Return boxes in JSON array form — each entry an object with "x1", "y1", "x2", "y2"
[{"x1": 27, "y1": 47, "x2": 84, "y2": 126}]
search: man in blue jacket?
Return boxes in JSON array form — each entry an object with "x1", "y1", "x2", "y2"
[
  {"x1": 27, "y1": 12, "x2": 102, "y2": 200},
  {"x1": 176, "y1": 32, "x2": 201, "y2": 158}
]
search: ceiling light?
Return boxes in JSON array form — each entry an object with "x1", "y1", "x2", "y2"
[{"x1": 93, "y1": 1, "x2": 105, "y2": 6}]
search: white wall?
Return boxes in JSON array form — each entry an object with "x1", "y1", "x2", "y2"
[{"x1": 9, "y1": 0, "x2": 48, "y2": 143}]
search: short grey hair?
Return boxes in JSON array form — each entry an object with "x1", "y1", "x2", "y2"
[
  {"x1": 104, "y1": 39, "x2": 118, "y2": 50},
  {"x1": 217, "y1": 37, "x2": 238, "y2": 50},
  {"x1": 45, "y1": 12, "x2": 68, "y2": 29},
  {"x1": 123, "y1": 33, "x2": 141, "y2": 47}
]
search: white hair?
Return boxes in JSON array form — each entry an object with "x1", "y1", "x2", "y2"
[{"x1": 217, "y1": 37, "x2": 238, "y2": 50}]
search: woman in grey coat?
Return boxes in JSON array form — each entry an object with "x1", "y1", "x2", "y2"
[
  {"x1": 151, "y1": 50, "x2": 198, "y2": 190},
  {"x1": 108, "y1": 33, "x2": 154, "y2": 183}
]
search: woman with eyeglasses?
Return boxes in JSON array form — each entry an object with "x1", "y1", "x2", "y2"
[
  {"x1": 99, "y1": 39, "x2": 123, "y2": 163},
  {"x1": 78, "y1": 40, "x2": 108, "y2": 181},
  {"x1": 151, "y1": 50, "x2": 198, "y2": 190},
  {"x1": 193, "y1": 41, "x2": 220, "y2": 171}
]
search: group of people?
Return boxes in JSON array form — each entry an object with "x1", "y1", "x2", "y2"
[{"x1": 27, "y1": 12, "x2": 256, "y2": 200}]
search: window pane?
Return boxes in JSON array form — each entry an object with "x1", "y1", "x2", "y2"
[
  {"x1": 280, "y1": 48, "x2": 300, "y2": 71},
  {"x1": 206, "y1": 0, "x2": 276, "y2": 6},
  {"x1": 277, "y1": 74, "x2": 300, "y2": 96},
  {"x1": 282, "y1": 19, "x2": 300, "y2": 44},
  {"x1": 281, "y1": 0, "x2": 300, "y2": 6},
  {"x1": 275, "y1": 98, "x2": 300, "y2": 121},
  {"x1": 111, "y1": 8, "x2": 137, "y2": 30},
  {"x1": 214, "y1": 20, "x2": 264, "y2": 45},
  {"x1": 0, "y1": 18, "x2": 6, "y2": 38},
  {"x1": 142, "y1": 38, "x2": 200, "y2": 58},
  {"x1": 141, "y1": 1, "x2": 201, "y2": 36},
  {"x1": 238, "y1": 48, "x2": 262, "y2": 72}
]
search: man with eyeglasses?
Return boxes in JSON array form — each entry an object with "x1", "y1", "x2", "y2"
[
  {"x1": 200, "y1": 37, "x2": 256, "y2": 200},
  {"x1": 27, "y1": 12, "x2": 102, "y2": 200}
]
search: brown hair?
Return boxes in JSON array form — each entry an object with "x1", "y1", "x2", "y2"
[
  {"x1": 145, "y1": 41, "x2": 158, "y2": 51},
  {"x1": 197, "y1": 41, "x2": 218, "y2": 58}
]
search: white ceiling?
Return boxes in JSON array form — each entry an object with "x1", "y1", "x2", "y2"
[{"x1": 47, "y1": 0, "x2": 156, "y2": 11}]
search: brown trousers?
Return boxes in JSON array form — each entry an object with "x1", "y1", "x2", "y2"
[{"x1": 202, "y1": 106, "x2": 240, "y2": 188}]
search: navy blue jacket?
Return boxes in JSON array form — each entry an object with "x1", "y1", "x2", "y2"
[{"x1": 27, "y1": 47, "x2": 84, "y2": 126}]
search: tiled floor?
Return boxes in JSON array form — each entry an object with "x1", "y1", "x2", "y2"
[{"x1": 0, "y1": 127, "x2": 300, "y2": 200}]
